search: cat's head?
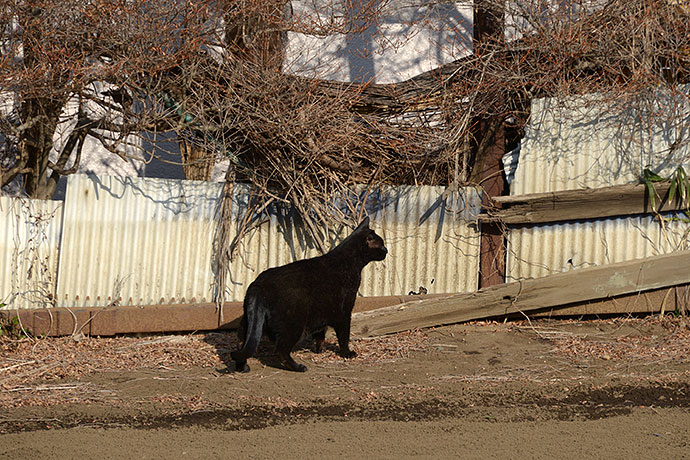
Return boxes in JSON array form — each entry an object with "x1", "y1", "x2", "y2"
[{"x1": 353, "y1": 217, "x2": 388, "y2": 262}]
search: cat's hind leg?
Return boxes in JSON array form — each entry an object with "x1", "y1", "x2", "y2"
[
  {"x1": 230, "y1": 297, "x2": 266, "y2": 373},
  {"x1": 311, "y1": 327, "x2": 327, "y2": 353},
  {"x1": 275, "y1": 329, "x2": 307, "y2": 372}
]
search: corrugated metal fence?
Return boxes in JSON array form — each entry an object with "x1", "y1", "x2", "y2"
[
  {"x1": 507, "y1": 91, "x2": 690, "y2": 281},
  {"x1": 0, "y1": 197, "x2": 63, "y2": 309},
  {"x1": 508, "y1": 215, "x2": 690, "y2": 280},
  {"x1": 1, "y1": 174, "x2": 482, "y2": 310}
]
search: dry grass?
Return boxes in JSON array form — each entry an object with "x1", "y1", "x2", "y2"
[
  {"x1": 0, "y1": 329, "x2": 430, "y2": 408},
  {"x1": 543, "y1": 316, "x2": 690, "y2": 363},
  {"x1": 296, "y1": 330, "x2": 429, "y2": 367},
  {"x1": 0, "y1": 335, "x2": 220, "y2": 388},
  {"x1": 0, "y1": 329, "x2": 429, "y2": 388}
]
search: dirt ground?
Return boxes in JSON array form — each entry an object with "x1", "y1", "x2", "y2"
[{"x1": 2, "y1": 316, "x2": 690, "y2": 459}]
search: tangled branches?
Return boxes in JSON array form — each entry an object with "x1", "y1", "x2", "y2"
[
  {"x1": 2, "y1": 0, "x2": 688, "y2": 224},
  {"x1": 171, "y1": 1, "x2": 690, "y2": 230}
]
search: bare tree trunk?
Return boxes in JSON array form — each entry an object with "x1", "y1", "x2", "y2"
[
  {"x1": 20, "y1": 98, "x2": 64, "y2": 199},
  {"x1": 179, "y1": 139, "x2": 214, "y2": 181}
]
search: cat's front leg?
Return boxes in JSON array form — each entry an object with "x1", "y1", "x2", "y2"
[
  {"x1": 334, "y1": 319, "x2": 357, "y2": 359},
  {"x1": 275, "y1": 329, "x2": 308, "y2": 372}
]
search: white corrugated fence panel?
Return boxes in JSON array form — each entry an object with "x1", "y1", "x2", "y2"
[
  {"x1": 507, "y1": 89, "x2": 690, "y2": 280},
  {"x1": 359, "y1": 186, "x2": 480, "y2": 296},
  {"x1": 507, "y1": 213, "x2": 690, "y2": 281},
  {"x1": 511, "y1": 89, "x2": 690, "y2": 195},
  {"x1": 0, "y1": 197, "x2": 63, "y2": 310},
  {"x1": 55, "y1": 175, "x2": 481, "y2": 308},
  {"x1": 222, "y1": 186, "x2": 481, "y2": 300},
  {"x1": 57, "y1": 175, "x2": 223, "y2": 307}
]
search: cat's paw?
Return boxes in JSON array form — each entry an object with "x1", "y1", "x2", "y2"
[
  {"x1": 235, "y1": 362, "x2": 250, "y2": 373},
  {"x1": 286, "y1": 362, "x2": 308, "y2": 372},
  {"x1": 282, "y1": 358, "x2": 308, "y2": 372},
  {"x1": 340, "y1": 349, "x2": 357, "y2": 359}
]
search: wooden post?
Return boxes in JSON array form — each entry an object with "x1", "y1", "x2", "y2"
[
  {"x1": 472, "y1": 1, "x2": 507, "y2": 288},
  {"x1": 473, "y1": 119, "x2": 506, "y2": 288}
]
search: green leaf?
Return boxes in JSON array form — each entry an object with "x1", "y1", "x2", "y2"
[
  {"x1": 645, "y1": 179, "x2": 657, "y2": 212},
  {"x1": 643, "y1": 167, "x2": 665, "y2": 182},
  {"x1": 669, "y1": 175, "x2": 678, "y2": 204},
  {"x1": 678, "y1": 166, "x2": 690, "y2": 198}
]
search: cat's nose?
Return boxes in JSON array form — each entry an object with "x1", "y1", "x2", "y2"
[{"x1": 382, "y1": 246, "x2": 388, "y2": 254}]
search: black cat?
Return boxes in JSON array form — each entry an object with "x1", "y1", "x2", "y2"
[{"x1": 231, "y1": 217, "x2": 387, "y2": 372}]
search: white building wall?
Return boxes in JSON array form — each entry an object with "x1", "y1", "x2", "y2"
[
  {"x1": 286, "y1": 1, "x2": 473, "y2": 83},
  {"x1": 511, "y1": 89, "x2": 690, "y2": 195}
]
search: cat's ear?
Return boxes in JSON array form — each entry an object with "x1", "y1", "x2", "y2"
[{"x1": 355, "y1": 216, "x2": 370, "y2": 232}]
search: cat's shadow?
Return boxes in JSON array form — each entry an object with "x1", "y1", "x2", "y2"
[{"x1": 204, "y1": 331, "x2": 337, "y2": 373}]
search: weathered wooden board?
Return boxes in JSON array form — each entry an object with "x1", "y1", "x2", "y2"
[
  {"x1": 531, "y1": 285, "x2": 686, "y2": 318},
  {"x1": 4, "y1": 294, "x2": 445, "y2": 337},
  {"x1": 351, "y1": 250, "x2": 690, "y2": 337},
  {"x1": 480, "y1": 182, "x2": 685, "y2": 225}
]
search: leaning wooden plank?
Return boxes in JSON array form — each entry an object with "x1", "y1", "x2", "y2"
[
  {"x1": 351, "y1": 250, "x2": 690, "y2": 337},
  {"x1": 531, "y1": 286, "x2": 684, "y2": 318},
  {"x1": 479, "y1": 182, "x2": 683, "y2": 225}
]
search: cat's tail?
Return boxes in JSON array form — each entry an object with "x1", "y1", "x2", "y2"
[{"x1": 231, "y1": 295, "x2": 266, "y2": 372}]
